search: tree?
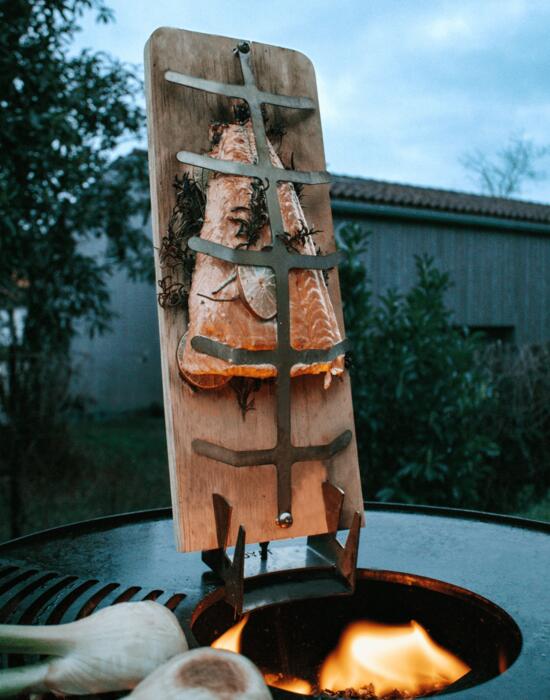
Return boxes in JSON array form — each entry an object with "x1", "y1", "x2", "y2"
[
  {"x1": 461, "y1": 133, "x2": 548, "y2": 197},
  {"x1": 0, "y1": 1, "x2": 151, "y2": 536}
]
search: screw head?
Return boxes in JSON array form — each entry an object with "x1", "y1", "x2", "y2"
[
  {"x1": 237, "y1": 41, "x2": 251, "y2": 54},
  {"x1": 277, "y1": 512, "x2": 293, "y2": 528}
]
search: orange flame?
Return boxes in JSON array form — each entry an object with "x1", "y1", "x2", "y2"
[
  {"x1": 319, "y1": 620, "x2": 470, "y2": 696},
  {"x1": 264, "y1": 674, "x2": 313, "y2": 695},
  {"x1": 212, "y1": 614, "x2": 470, "y2": 697},
  {"x1": 211, "y1": 614, "x2": 249, "y2": 653},
  {"x1": 212, "y1": 616, "x2": 313, "y2": 693}
]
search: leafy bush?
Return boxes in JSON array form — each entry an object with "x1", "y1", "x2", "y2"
[
  {"x1": 479, "y1": 343, "x2": 550, "y2": 512},
  {"x1": 338, "y1": 223, "x2": 499, "y2": 507}
]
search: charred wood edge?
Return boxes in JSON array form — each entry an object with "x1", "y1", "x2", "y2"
[{"x1": 165, "y1": 42, "x2": 360, "y2": 603}]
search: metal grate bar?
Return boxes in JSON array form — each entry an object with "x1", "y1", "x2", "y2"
[
  {"x1": 176, "y1": 150, "x2": 330, "y2": 185},
  {"x1": 188, "y1": 236, "x2": 343, "y2": 270},
  {"x1": 191, "y1": 335, "x2": 349, "y2": 366},
  {"x1": 0, "y1": 567, "x2": 17, "y2": 581},
  {"x1": 0, "y1": 572, "x2": 57, "y2": 623},
  {"x1": 58, "y1": 581, "x2": 117, "y2": 623},
  {"x1": 76, "y1": 583, "x2": 122, "y2": 618},
  {"x1": 166, "y1": 42, "x2": 351, "y2": 527},
  {"x1": 34, "y1": 577, "x2": 92, "y2": 625},
  {"x1": 46, "y1": 578, "x2": 99, "y2": 624},
  {"x1": 0, "y1": 569, "x2": 37, "y2": 598},
  {"x1": 165, "y1": 69, "x2": 316, "y2": 110},
  {"x1": 193, "y1": 429, "x2": 352, "y2": 468},
  {"x1": 11, "y1": 575, "x2": 75, "y2": 625}
]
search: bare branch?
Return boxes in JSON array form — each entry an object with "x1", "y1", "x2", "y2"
[{"x1": 460, "y1": 134, "x2": 548, "y2": 197}]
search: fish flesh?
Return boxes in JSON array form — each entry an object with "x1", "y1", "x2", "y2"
[{"x1": 179, "y1": 121, "x2": 344, "y2": 388}]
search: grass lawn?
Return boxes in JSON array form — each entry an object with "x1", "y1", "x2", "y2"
[
  {"x1": 0, "y1": 415, "x2": 171, "y2": 542},
  {"x1": 1, "y1": 414, "x2": 548, "y2": 542}
]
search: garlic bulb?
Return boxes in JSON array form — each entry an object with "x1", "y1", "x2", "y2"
[
  {"x1": 125, "y1": 648, "x2": 272, "y2": 699},
  {"x1": 0, "y1": 601, "x2": 187, "y2": 697}
]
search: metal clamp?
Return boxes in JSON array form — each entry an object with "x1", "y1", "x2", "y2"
[{"x1": 201, "y1": 494, "x2": 245, "y2": 615}]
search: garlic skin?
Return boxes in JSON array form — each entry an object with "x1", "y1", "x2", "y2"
[
  {"x1": 0, "y1": 601, "x2": 187, "y2": 697},
  {"x1": 125, "y1": 648, "x2": 272, "y2": 699}
]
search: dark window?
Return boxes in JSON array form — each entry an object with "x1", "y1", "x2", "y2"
[{"x1": 467, "y1": 326, "x2": 515, "y2": 343}]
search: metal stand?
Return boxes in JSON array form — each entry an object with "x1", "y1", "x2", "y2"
[
  {"x1": 201, "y1": 494, "x2": 245, "y2": 614},
  {"x1": 202, "y1": 483, "x2": 361, "y2": 616}
]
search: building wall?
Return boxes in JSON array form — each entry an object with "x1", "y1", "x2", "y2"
[
  {"x1": 73, "y1": 212, "x2": 550, "y2": 413},
  {"x1": 72, "y1": 265, "x2": 162, "y2": 416},
  {"x1": 335, "y1": 215, "x2": 550, "y2": 346}
]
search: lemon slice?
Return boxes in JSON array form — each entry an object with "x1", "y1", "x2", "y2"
[
  {"x1": 176, "y1": 332, "x2": 230, "y2": 390},
  {"x1": 237, "y1": 265, "x2": 277, "y2": 320}
]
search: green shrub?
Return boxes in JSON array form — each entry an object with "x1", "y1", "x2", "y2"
[
  {"x1": 479, "y1": 343, "x2": 550, "y2": 512},
  {"x1": 338, "y1": 222, "x2": 499, "y2": 507}
]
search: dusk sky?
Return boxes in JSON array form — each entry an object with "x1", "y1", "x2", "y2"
[{"x1": 75, "y1": 0, "x2": 550, "y2": 203}]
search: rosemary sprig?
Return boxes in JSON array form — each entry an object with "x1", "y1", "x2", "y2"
[
  {"x1": 230, "y1": 377, "x2": 262, "y2": 420},
  {"x1": 157, "y1": 173, "x2": 205, "y2": 311}
]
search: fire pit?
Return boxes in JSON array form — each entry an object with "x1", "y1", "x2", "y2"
[
  {"x1": 0, "y1": 503, "x2": 548, "y2": 698},
  {"x1": 197, "y1": 569, "x2": 520, "y2": 697}
]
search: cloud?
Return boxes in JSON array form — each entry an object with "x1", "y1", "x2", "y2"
[
  {"x1": 72, "y1": 0, "x2": 550, "y2": 202},
  {"x1": 424, "y1": 14, "x2": 472, "y2": 43}
]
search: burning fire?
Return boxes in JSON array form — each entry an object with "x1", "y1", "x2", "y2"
[
  {"x1": 319, "y1": 620, "x2": 470, "y2": 697},
  {"x1": 264, "y1": 674, "x2": 313, "y2": 695},
  {"x1": 211, "y1": 614, "x2": 249, "y2": 653},
  {"x1": 212, "y1": 615, "x2": 470, "y2": 698}
]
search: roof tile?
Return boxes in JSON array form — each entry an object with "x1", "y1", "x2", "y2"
[{"x1": 330, "y1": 175, "x2": 550, "y2": 224}]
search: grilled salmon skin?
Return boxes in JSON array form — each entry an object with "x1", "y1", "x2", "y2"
[{"x1": 180, "y1": 120, "x2": 344, "y2": 388}]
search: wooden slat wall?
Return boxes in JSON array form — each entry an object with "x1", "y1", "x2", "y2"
[{"x1": 335, "y1": 217, "x2": 550, "y2": 344}]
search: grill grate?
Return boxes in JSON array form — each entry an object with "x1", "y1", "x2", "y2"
[
  {"x1": 0, "y1": 563, "x2": 186, "y2": 627},
  {"x1": 0, "y1": 561, "x2": 187, "y2": 692}
]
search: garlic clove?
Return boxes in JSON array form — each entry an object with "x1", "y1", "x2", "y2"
[
  {"x1": 125, "y1": 648, "x2": 272, "y2": 699},
  {"x1": 0, "y1": 601, "x2": 188, "y2": 697}
]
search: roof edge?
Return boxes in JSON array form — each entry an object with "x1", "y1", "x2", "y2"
[
  {"x1": 331, "y1": 199, "x2": 550, "y2": 236},
  {"x1": 331, "y1": 173, "x2": 550, "y2": 209}
]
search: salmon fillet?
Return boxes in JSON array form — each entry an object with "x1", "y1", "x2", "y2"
[{"x1": 180, "y1": 121, "x2": 344, "y2": 387}]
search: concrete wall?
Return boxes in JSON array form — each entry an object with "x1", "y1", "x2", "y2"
[{"x1": 72, "y1": 265, "x2": 162, "y2": 415}]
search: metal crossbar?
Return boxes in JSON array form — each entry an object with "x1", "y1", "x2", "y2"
[
  {"x1": 175, "y1": 151, "x2": 330, "y2": 185},
  {"x1": 166, "y1": 41, "x2": 351, "y2": 527},
  {"x1": 165, "y1": 69, "x2": 316, "y2": 110}
]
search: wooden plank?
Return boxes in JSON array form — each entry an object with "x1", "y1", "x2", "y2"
[{"x1": 145, "y1": 27, "x2": 363, "y2": 552}]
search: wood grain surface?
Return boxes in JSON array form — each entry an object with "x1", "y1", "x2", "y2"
[{"x1": 145, "y1": 27, "x2": 363, "y2": 552}]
